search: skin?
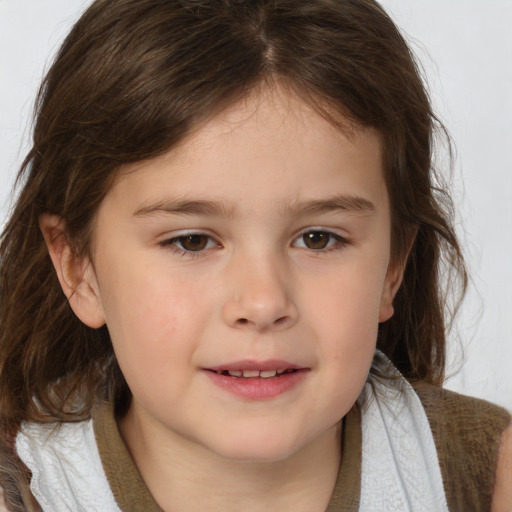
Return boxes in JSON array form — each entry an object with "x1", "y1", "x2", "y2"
[
  {"x1": 491, "y1": 424, "x2": 512, "y2": 512},
  {"x1": 42, "y1": 86, "x2": 408, "y2": 511}
]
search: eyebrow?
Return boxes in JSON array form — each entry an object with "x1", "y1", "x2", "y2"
[
  {"x1": 133, "y1": 194, "x2": 375, "y2": 219},
  {"x1": 284, "y1": 195, "x2": 375, "y2": 216},
  {"x1": 134, "y1": 199, "x2": 236, "y2": 218}
]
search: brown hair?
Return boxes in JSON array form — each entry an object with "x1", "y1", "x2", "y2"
[{"x1": 0, "y1": 0, "x2": 466, "y2": 508}]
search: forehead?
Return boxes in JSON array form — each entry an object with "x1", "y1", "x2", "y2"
[{"x1": 105, "y1": 85, "x2": 386, "y2": 218}]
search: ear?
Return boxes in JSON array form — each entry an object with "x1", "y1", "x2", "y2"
[
  {"x1": 378, "y1": 230, "x2": 416, "y2": 323},
  {"x1": 378, "y1": 261, "x2": 406, "y2": 322},
  {"x1": 39, "y1": 213, "x2": 106, "y2": 328}
]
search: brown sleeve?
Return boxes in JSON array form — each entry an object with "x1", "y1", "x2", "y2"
[{"x1": 412, "y1": 382, "x2": 511, "y2": 512}]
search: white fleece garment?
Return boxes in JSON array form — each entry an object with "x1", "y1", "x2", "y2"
[
  {"x1": 358, "y1": 366, "x2": 449, "y2": 511},
  {"x1": 16, "y1": 419, "x2": 121, "y2": 512}
]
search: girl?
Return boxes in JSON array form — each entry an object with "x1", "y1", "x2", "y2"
[{"x1": 0, "y1": 0, "x2": 511, "y2": 510}]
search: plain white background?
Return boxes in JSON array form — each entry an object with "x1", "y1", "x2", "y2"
[{"x1": 0, "y1": 0, "x2": 511, "y2": 410}]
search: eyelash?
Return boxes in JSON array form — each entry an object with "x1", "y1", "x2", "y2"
[
  {"x1": 159, "y1": 233, "x2": 220, "y2": 259},
  {"x1": 292, "y1": 229, "x2": 348, "y2": 252},
  {"x1": 159, "y1": 229, "x2": 349, "y2": 257}
]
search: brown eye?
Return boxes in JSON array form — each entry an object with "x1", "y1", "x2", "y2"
[
  {"x1": 177, "y1": 235, "x2": 210, "y2": 251},
  {"x1": 302, "y1": 231, "x2": 331, "y2": 250}
]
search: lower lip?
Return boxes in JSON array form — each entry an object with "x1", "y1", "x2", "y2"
[{"x1": 204, "y1": 369, "x2": 309, "y2": 400}]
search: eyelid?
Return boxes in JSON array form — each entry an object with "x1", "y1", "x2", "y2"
[
  {"x1": 158, "y1": 228, "x2": 218, "y2": 241},
  {"x1": 158, "y1": 229, "x2": 221, "y2": 254},
  {"x1": 293, "y1": 226, "x2": 349, "y2": 239},
  {"x1": 291, "y1": 227, "x2": 349, "y2": 250}
]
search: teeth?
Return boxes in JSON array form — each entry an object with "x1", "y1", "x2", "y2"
[
  {"x1": 242, "y1": 370, "x2": 260, "y2": 378},
  {"x1": 217, "y1": 369, "x2": 297, "y2": 378}
]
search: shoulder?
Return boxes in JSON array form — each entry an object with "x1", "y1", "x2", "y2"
[
  {"x1": 411, "y1": 381, "x2": 511, "y2": 512},
  {"x1": 412, "y1": 379, "x2": 508, "y2": 413}
]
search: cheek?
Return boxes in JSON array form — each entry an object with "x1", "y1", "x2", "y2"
[
  {"x1": 319, "y1": 283, "x2": 379, "y2": 376},
  {"x1": 302, "y1": 261, "x2": 387, "y2": 404},
  {"x1": 308, "y1": 262, "x2": 386, "y2": 340},
  {"x1": 97, "y1": 266, "x2": 212, "y2": 396}
]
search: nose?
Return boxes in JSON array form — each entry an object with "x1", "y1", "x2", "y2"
[{"x1": 221, "y1": 253, "x2": 299, "y2": 333}]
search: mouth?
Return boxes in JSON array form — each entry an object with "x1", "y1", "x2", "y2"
[
  {"x1": 208, "y1": 368, "x2": 299, "y2": 379},
  {"x1": 204, "y1": 362, "x2": 308, "y2": 400}
]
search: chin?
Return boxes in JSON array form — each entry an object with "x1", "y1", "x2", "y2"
[{"x1": 206, "y1": 431, "x2": 305, "y2": 464}]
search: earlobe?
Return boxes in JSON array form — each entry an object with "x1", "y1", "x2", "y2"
[{"x1": 39, "y1": 213, "x2": 106, "y2": 328}]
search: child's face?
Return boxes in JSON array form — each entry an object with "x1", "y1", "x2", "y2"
[{"x1": 83, "y1": 87, "x2": 400, "y2": 462}]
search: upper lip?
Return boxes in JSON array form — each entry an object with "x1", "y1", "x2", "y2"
[{"x1": 206, "y1": 360, "x2": 304, "y2": 372}]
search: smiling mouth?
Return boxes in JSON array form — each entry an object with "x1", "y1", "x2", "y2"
[
  {"x1": 209, "y1": 369, "x2": 299, "y2": 379},
  {"x1": 204, "y1": 365, "x2": 308, "y2": 399}
]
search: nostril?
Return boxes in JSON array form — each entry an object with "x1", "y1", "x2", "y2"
[
  {"x1": 274, "y1": 316, "x2": 289, "y2": 326},
  {"x1": 235, "y1": 316, "x2": 290, "y2": 328}
]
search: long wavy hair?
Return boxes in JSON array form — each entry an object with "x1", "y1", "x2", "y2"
[{"x1": 0, "y1": 0, "x2": 466, "y2": 509}]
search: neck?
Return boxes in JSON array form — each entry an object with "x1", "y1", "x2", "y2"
[{"x1": 118, "y1": 406, "x2": 342, "y2": 512}]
